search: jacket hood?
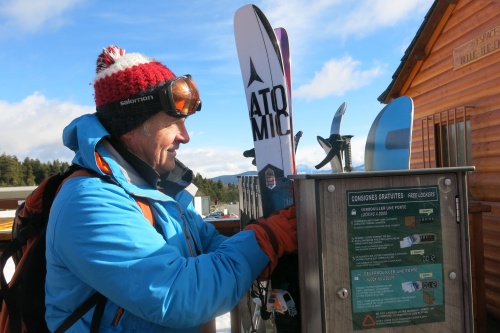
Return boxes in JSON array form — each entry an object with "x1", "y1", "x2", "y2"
[{"x1": 63, "y1": 113, "x2": 110, "y2": 175}]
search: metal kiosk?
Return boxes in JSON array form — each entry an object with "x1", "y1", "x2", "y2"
[{"x1": 290, "y1": 167, "x2": 474, "y2": 332}]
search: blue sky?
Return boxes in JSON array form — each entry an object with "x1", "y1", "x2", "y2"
[{"x1": 0, "y1": 0, "x2": 433, "y2": 178}]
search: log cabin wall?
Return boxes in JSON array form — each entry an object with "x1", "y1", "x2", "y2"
[{"x1": 379, "y1": 0, "x2": 500, "y2": 322}]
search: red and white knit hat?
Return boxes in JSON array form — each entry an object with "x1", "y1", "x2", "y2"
[{"x1": 94, "y1": 45, "x2": 176, "y2": 136}]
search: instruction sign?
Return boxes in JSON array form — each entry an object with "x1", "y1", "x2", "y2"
[{"x1": 346, "y1": 186, "x2": 445, "y2": 330}]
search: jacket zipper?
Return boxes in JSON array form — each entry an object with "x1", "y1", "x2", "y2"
[
  {"x1": 177, "y1": 205, "x2": 198, "y2": 257},
  {"x1": 183, "y1": 220, "x2": 196, "y2": 257}
]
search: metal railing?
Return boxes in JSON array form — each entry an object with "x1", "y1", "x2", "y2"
[{"x1": 420, "y1": 106, "x2": 473, "y2": 168}]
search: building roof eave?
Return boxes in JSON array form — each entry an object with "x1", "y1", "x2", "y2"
[{"x1": 378, "y1": 0, "x2": 457, "y2": 104}]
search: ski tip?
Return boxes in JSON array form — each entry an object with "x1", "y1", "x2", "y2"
[
  {"x1": 234, "y1": 4, "x2": 263, "y2": 26},
  {"x1": 274, "y1": 27, "x2": 288, "y2": 37},
  {"x1": 334, "y1": 102, "x2": 347, "y2": 117},
  {"x1": 234, "y1": 4, "x2": 252, "y2": 18},
  {"x1": 330, "y1": 102, "x2": 347, "y2": 136}
]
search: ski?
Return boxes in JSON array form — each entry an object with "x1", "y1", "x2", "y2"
[
  {"x1": 315, "y1": 102, "x2": 347, "y2": 172},
  {"x1": 364, "y1": 96, "x2": 414, "y2": 171},
  {"x1": 274, "y1": 27, "x2": 297, "y2": 154}
]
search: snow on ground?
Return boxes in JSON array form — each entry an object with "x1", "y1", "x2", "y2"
[
  {"x1": 215, "y1": 312, "x2": 232, "y2": 332},
  {"x1": 4, "y1": 257, "x2": 14, "y2": 283},
  {"x1": 0, "y1": 210, "x2": 16, "y2": 217}
]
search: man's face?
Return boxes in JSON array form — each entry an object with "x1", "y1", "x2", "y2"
[{"x1": 121, "y1": 112, "x2": 190, "y2": 174}]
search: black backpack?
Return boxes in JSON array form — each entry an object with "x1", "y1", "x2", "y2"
[{"x1": 0, "y1": 166, "x2": 106, "y2": 333}]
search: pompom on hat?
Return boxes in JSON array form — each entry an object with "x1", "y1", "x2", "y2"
[{"x1": 94, "y1": 45, "x2": 177, "y2": 136}]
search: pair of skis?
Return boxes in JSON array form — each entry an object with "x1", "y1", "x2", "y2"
[
  {"x1": 242, "y1": 25, "x2": 302, "y2": 169},
  {"x1": 234, "y1": 5, "x2": 300, "y2": 333},
  {"x1": 235, "y1": 5, "x2": 414, "y2": 183},
  {"x1": 234, "y1": 5, "x2": 296, "y2": 217}
]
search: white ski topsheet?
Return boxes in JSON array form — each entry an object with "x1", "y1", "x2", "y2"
[
  {"x1": 365, "y1": 96, "x2": 414, "y2": 171},
  {"x1": 234, "y1": 5, "x2": 294, "y2": 178}
]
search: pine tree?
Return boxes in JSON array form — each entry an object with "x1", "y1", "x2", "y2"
[{"x1": 0, "y1": 154, "x2": 24, "y2": 186}]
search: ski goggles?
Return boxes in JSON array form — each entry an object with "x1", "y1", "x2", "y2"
[
  {"x1": 158, "y1": 75, "x2": 202, "y2": 118},
  {"x1": 97, "y1": 75, "x2": 201, "y2": 128}
]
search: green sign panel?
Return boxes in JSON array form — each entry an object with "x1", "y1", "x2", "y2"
[{"x1": 346, "y1": 186, "x2": 445, "y2": 330}]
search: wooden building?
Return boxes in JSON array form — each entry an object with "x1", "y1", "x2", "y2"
[{"x1": 378, "y1": 0, "x2": 500, "y2": 329}]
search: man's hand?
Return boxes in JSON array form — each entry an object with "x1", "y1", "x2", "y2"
[{"x1": 244, "y1": 206, "x2": 297, "y2": 272}]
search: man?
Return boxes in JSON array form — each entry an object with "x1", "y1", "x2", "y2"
[{"x1": 45, "y1": 45, "x2": 297, "y2": 332}]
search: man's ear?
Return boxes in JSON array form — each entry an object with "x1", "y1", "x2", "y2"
[
  {"x1": 121, "y1": 130, "x2": 134, "y2": 141},
  {"x1": 118, "y1": 128, "x2": 139, "y2": 149}
]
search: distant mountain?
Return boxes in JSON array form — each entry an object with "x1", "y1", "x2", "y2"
[
  {"x1": 211, "y1": 171, "x2": 257, "y2": 184},
  {"x1": 296, "y1": 164, "x2": 331, "y2": 174},
  {"x1": 210, "y1": 164, "x2": 364, "y2": 184},
  {"x1": 297, "y1": 163, "x2": 365, "y2": 173}
]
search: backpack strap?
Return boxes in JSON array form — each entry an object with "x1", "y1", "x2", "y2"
[
  {"x1": 54, "y1": 166, "x2": 110, "y2": 333},
  {"x1": 54, "y1": 162, "x2": 154, "y2": 332},
  {"x1": 53, "y1": 292, "x2": 107, "y2": 333}
]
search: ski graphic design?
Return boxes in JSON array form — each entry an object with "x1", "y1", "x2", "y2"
[
  {"x1": 365, "y1": 96, "x2": 414, "y2": 171},
  {"x1": 315, "y1": 102, "x2": 347, "y2": 172},
  {"x1": 243, "y1": 28, "x2": 301, "y2": 165},
  {"x1": 234, "y1": 4, "x2": 295, "y2": 217}
]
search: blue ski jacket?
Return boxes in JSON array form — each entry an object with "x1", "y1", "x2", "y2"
[{"x1": 45, "y1": 113, "x2": 269, "y2": 332}]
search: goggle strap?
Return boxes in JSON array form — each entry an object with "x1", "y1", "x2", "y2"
[{"x1": 97, "y1": 92, "x2": 165, "y2": 118}]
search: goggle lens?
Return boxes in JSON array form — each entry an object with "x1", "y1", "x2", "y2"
[
  {"x1": 157, "y1": 75, "x2": 202, "y2": 118},
  {"x1": 171, "y1": 77, "x2": 201, "y2": 116}
]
